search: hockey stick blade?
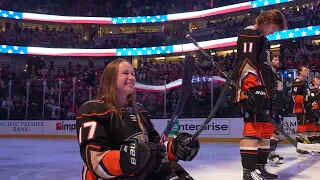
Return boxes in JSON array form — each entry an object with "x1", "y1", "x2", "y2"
[
  {"x1": 297, "y1": 142, "x2": 320, "y2": 152},
  {"x1": 191, "y1": 70, "x2": 233, "y2": 140},
  {"x1": 186, "y1": 34, "x2": 299, "y2": 148},
  {"x1": 159, "y1": 56, "x2": 195, "y2": 144}
]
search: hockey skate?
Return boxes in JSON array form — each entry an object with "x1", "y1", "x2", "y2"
[
  {"x1": 243, "y1": 169, "x2": 264, "y2": 180},
  {"x1": 256, "y1": 164, "x2": 278, "y2": 180},
  {"x1": 268, "y1": 151, "x2": 283, "y2": 166}
]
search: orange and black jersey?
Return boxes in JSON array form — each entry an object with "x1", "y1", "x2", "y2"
[
  {"x1": 310, "y1": 87, "x2": 320, "y2": 110},
  {"x1": 291, "y1": 78, "x2": 308, "y2": 114},
  {"x1": 273, "y1": 71, "x2": 284, "y2": 111},
  {"x1": 76, "y1": 100, "x2": 173, "y2": 180},
  {"x1": 230, "y1": 25, "x2": 275, "y2": 103}
]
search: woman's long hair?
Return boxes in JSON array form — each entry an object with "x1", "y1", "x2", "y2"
[{"x1": 96, "y1": 58, "x2": 145, "y2": 132}]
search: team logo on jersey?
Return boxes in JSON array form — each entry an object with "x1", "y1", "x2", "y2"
[
  {"x1": 125, "y1": 132, "x2": 149, "y2": 144},
  {"x1": 130, "y1": 114, "x2": 137, "y2": 122}
]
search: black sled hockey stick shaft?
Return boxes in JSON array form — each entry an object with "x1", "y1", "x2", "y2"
[
  {"x1": 191, "y1": 70, "x2": 233, "y2": 140},
  {"x1": 159, "y1": 56, "x2": 195, "y2": 145},
  {"x1": 137, "y1": 56, "x2": 195, "y2": 180},
  {"x1": 186, "y1": 34, "x2": 298, "y2": 147}
]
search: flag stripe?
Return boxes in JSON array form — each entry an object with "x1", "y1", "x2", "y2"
[
  {"x1": 168, "y1": 2, "x2": 251, "y2": 21},
  {"x1": 23, "y1": 13, "x2": 112, "y2": 24},
  {"x1": 0, "y1": 0, "x2": 294, "y2": 25},
  {"x1": 24, "y1": 18, "x2": 112, "y2": 24}
]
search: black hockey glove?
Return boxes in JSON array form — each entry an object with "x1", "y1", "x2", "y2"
[
  {"x1": 119, "y1": 140, "x2": 166, "y2": 176},
  {"x1": 303, "y1": 90, "x2": 318, "y2": 108},
  {"x1": 245, "y1": 85, "x2": 267, "y2": 113},
  {"x1": 171, "y1": 132, "x2": 200, "y2": 161}
]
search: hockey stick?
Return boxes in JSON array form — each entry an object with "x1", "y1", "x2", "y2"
[
  {"x1": 138, "y1": 56, "x2": 195, "y2": 179},
  {"x1": 191, "y1": 70, "x2": 233, "y2": 140},
  {"x1": 185, "y1": 34, "x2": 309, "y2": 149},
  {"x1": 159, "y1": 55, "x2": 195, "y2": 145}
]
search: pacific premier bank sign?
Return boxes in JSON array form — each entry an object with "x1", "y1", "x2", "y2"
[{"x1": 0, "y1": 121, "x2": 45, "y2": 134}]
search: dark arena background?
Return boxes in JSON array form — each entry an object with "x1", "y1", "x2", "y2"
[{"x1": 0, "y1": 0, "x2": 320, "y2": 179}]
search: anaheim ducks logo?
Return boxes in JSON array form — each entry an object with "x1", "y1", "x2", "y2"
[{"x1": 125, "y1": 132, "x2": 149, "y2": 144}]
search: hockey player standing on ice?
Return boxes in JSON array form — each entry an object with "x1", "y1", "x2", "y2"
[
  {"x1": 229, "y1": 9, "x2": 286, "y2": 180},
  {"x1": 268, "y1": 54, "x2": 284, "y2": 165},
  {"x1": 291, "y1": 65, "x2": 315, "y2": 155},
  {"x1": 310, "y1": 77, "x2": 320, "y2": 143},
  {"x1": 76, "y1": 58, "x2": 200, "y2": 180}
]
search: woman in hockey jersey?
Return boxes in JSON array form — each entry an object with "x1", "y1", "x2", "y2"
[
  {"x1": 229, "y1": 9, "x2": 287, "y2": 180},
  {"x1": 76, "y1": 58, "x2": 200, "y2": 180}
]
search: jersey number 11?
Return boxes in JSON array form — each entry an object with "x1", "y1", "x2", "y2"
[{"x1": 243, "y1": 42, "x2": 253, "y2": 53}]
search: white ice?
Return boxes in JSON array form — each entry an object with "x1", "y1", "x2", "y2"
[{"x1": 0, "y1": 139, "x2": 319, "y2": 180}]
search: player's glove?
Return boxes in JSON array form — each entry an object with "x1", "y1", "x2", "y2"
[
  {"x1": 304, "y1": 89, "x2": 318, "y2": 108},
  {"x1": 245, "y1": 85, "x2": 267, "y2": 113},
  {"x1": 170, "y1": 132, "x2": 200, "y2": 161},
  {"x1": 119, "y1": 140, "x2": 166, "y2": 176}
]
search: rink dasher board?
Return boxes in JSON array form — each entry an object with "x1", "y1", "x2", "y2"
[{"x1": 0, "y1": 117, "x2": 298, "y2": 141}]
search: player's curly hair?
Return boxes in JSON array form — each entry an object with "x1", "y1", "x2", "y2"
[{"x1": 256, "y1": 9, "x2": 287, "y2": 30}]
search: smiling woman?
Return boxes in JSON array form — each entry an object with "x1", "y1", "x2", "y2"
[{"x1": 75, "y1": 58, "x2": 200, "y2": 180}]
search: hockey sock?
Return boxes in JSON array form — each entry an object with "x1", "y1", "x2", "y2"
[
  {"x1": 257, "y1": 139, "x2": 270, "y2": 165},
  {"x1": 270, "y1": 130, "x2": 280, "y2": 151},
  {"x1": 240, "y1": 139, "x2": 258, "y2": 170},
  {"x1": 270, "y1": 138, "x2": 278, "y2": 151}
]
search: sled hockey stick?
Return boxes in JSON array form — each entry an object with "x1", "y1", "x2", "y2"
[
  {"x1": 159, "y1": 55, "x2": 195, "y2": 145},
  {"x1": 185, "y1": 34, "x2": 302, "y2": 148},
  {"x1": 191, "y1": 70, "x2": 233, "y2": 140},
  {"x1": 138, "y1": 56, "x2": 195, "y2": 180}
]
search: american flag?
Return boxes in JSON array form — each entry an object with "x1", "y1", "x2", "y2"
[
  {"x1": 0, "y1": 45, "x2": 27, "y2": 55},
  {"x1": 0, "y1": 10, "x2": 23, "y2": 20},
  {"x1": 1, "y1": 24, "x2": 319, "y2": 57},
  {"x1": 111, "y1": 15, "x2": 168, "y2": 24},
  {"x1": 0, "y1": 0, "x2": 294, "y2": 24},
  {"x1": 251, "y1": 0, "x2": 294, "y2": 8},
  {"x1": 116, "y1": 46, "x2": 174, "y2": 56},
  {"x1": 267, "y1": 26, "x2": 320, "y2": 41},
  {"x1": 166, "y1": 0, "x2": 294, "y2": 22},
  {"x1": 135, "y1": 76, "x2": 226, "y2": 92}
]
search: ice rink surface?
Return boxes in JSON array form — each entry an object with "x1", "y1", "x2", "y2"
[{"x1": 1, "y1": 139, "x2": 320, "y2": 180}]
